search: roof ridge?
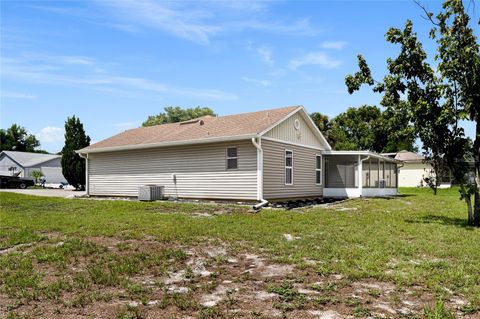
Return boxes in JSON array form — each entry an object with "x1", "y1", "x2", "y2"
[{"x1": 131, "y1": 105, "x2": 302, "y2": 130}]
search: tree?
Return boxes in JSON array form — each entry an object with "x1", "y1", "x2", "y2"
[
  {"x1": 0, "y1": 124, "x2": 40, "y2": 152},
  {"x1": 61, "y1": 116, "x2": 90, "y2": 190},
  {"x1": 30, "y1": 170, "x2": 44, "y2": 185},
  {"x1": 332, "y1": 105, "x2": 384, "y2": 151},
  {"x1": 310, "y1": 112, "x2": 336, "y2": 147},
  {"x1": 425, "y1": 0, "x2": 480, "y2": 225},
  {"x1": 345, "y1": 0, "x2": 479, "y2": 224},
  {"x1": 346, "y1": 21, "x2": 460, "y2": 196},
  {"x1": 311, "y1": 106, "x2": 416, "y2": 152},
  {"x1": 142, "y1": 106, "x2": 216, "y2": 127}
]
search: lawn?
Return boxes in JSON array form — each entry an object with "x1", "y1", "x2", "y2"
[{"x1": 0, "y1": 188, "x2": 479, "y2": 318}]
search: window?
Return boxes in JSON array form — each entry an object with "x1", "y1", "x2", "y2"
[
  {"x1": 315, "y1": 155, "x2": 322, "y2": 185},
  {"x1": 285, "y1": 150, "x2": 293, "y2": 185},
  {"x1": 226, "y1": 147, "x2": 238, "y2": 169}
]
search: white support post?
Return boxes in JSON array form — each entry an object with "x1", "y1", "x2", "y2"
[
  {"x1": 85, "y1": 154, "x2": 89, "y2": 196},
  {"x1": 358, "y1": 155, "x2": 362, "y2": 196}
]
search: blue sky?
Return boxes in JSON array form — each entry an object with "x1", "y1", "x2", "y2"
[{"x1": 1, "y1": 0, "x2": 477, "y2": 153}]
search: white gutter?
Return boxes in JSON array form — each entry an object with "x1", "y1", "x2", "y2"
[
  {"x1": 251, "y1": 137, "x2": 268, "y2": 209},
  {"x1": 78, "y1": 153, "x2": 89, "y2": 196},
  {"x1": 323, "y1": 150, "x2": 402, "y2": 163},
  {"x1": 361, "y1": 155, "x2": 371, "y2": 164}
]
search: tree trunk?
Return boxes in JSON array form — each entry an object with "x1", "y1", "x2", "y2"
[
  {"x1": 473, "y1": 121, "x2": 480, "y2": 226},
  {"x1": 461, "y1": 185, "x2": 474, "y2": 224}
]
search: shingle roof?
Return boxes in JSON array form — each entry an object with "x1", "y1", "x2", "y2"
[
  {"x1": 1, "y1": 151, "x2": 60, "y2": 167},
  {"x1": 81, "y1": 106, "x2": 302, "y2": 152}
]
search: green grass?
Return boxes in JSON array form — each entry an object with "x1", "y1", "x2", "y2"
[{"x1": 1, "y1": 187, "x2": 480, "y2": 311}]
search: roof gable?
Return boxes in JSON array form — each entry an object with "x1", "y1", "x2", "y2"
[
  {"x1": 261, "y1": 107, "x2": 331, "y2": 150},
  {"x1": 0, "y1": 151, "x2": 60, "y2": 167}
]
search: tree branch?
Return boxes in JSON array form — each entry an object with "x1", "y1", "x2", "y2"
[{"x1": 414, "y1": 0, "x2": 440, "y2": 26}]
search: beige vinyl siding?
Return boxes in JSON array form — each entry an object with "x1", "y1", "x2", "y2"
[
  {"x1": 262, "y1": 139, "x2": 323, "y2": 199},
  {"x1": 88, "y1": 140, "x2": 258, "y2": 200},
  {"x1": 264, "y1": 112, "x2": 323, "y2": 148}
]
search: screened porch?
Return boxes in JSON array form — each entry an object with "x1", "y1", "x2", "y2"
[{"x1": 322, "y1": 151, "x2": 401, "y2": 198}]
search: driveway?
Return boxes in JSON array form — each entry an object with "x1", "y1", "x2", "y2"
[{"x1": 0, "y1": 188, "x2": 86, "y2": 198}]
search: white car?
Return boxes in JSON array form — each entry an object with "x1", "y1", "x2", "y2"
[{"x1": 44, "y1": 182, "x2": 74, "y2": 189}]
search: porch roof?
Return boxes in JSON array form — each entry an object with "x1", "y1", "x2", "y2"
[{"x1": 322, "y1": 150, "x2": 403, "y2": 164}]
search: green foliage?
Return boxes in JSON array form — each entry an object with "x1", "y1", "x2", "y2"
[
  {"x1": 29, "y1": 170, "x2": 43, "y2": 184},
  {"x1": 0, "y1": 124, "x2": 40, "y2": 152},
  {"x1": 345, "y1": 0, "x2": 479, "y2": 223},
  {"x1": 430, "y1": 0, "x2": 480, "y2": 225},
  {"x1": 61, "y1": 116, "x2": 90, "y2": 190},
  {"x1": 311, "y1": 105, "x2": 416, "y2": 153},
  {"x1": 267, "y1": 281, "x2": 306, "y2": 311},
  {"x1": 424, "y1": 299, "x2": 456, "y2": 319},
  {"x1": 142, "y1": 106, "x2": 216, "y2": 127},
  {"x1": 310, "y1": 112, "x2": 335, "y2": 147}
]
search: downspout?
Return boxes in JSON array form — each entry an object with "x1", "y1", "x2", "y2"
[
  {"x1": 359, "y1": 155, "x2": 370, "y2": 197},
  {"x1": 251, "y1": 137, "x2": 268, "y2": 210},
  {"x1": 78, "y1": 152, "x2": 89, "y2": 196}
]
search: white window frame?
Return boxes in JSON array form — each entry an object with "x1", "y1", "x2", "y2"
[
  {"x1": 285, "y1": 149, "x2": 294, "y2": 185},
  {"x1": 315, "y1": 154, "x2": 322, "y2": 185},
  {"x1": 226, "y1": 146, "x2": 238, "y2": 170}
]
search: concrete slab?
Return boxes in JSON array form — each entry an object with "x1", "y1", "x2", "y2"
[{"x1": 0, "y1": 188, "x2": 86, "y2": 198}]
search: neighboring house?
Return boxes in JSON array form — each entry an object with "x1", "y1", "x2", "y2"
[
  {"x1": 77, "y1": 106, "x2": 400, "y2": 201},
  {"x1": 382, "y1": 150, "x2": 452, "y2": 188},
  {"x1": 0, "y1": 151, "x2": 67, "y2": 183}
]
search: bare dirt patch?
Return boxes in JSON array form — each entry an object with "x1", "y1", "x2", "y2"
[{"x1": 1, "y1": 235, "x2": 477, "y2": 318}]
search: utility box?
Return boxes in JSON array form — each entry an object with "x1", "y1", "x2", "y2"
[{"x1": 138, "y1": 185, "x2": 164, "y2": 201}]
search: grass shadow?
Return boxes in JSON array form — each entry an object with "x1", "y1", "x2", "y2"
[
  {"x1": 405, "y1": 214, "x2": 475, "y2": 230},
  {"x1": 396, "y1": 194, "x2": 417, "y2": 198}
]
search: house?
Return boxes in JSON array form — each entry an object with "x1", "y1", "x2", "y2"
[
  {"x1": 0, "y1": 151, "x2": 67, "y2": 183},
  {"x1": 382, "y1": 150, "x2": 452, "y2": 188},
  {"x1": 77, "y1": 106, "x2": 401, "y2": 201}
]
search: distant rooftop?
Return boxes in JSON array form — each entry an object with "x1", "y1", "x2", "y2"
[
  {"x1": 1, "y1": 151, "x2": 60, "y2": 167},
  {"x1": 382, "y1": 150, "x2": 424, "y2": 162}
]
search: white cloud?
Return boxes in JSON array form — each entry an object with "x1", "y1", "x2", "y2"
[
  {"x1": 96, "y1": 0, "x2": 220, "y2": 45},
  {"x1": 321, "y1": 41, "x2": 347, "y2": 50},
  {"x1": 37, "y1": 126, "x2": 64, "y2": 143},
  {"x1": 241, "y1": 76, "x2": 271, "y2": 87},
  {"x1": 2, "y1": 55, "x2": 238, "y2": 101},
  {"x1": 289, "y1": 52, "x2": 342, "y2": 70},
  {"x1": 1, "y1": 90, "x2": 37, "y2": 99},
  {"x1": 93, "y1": 1, "x2": 319, "y2": 45},
  {"x1": 257, "y1": 46, "x2": 274, "y2": 66},
  {"x1": 234, "y1": 18, "x2": 319, "y2": 36}
]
